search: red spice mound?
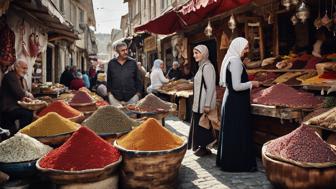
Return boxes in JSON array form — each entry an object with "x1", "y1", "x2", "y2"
[
  {"x1": 252, "y1": 84, "x2": 322, "y2": 108},
  {"x1": 38, "y1": 101, "x2": 81, "y2": 118},
  {"x1": 39, "y1": 126, "x2": 120, "y2": 171},
  {"x1": 70, "y1": 91, "x2": 94, "y2": 104},
  {"x1": 266, "y1": 125, "x2": 336, "y2": 163},
  {"x1": 319, "y1": 72, "x2": 336, "y2": 80}
]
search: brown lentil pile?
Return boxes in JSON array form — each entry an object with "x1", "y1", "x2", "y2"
[
  {"x1": 136, "y1": 93, "x2": 171, "y2": 112},
  {"x1": 0, "y1": 133, "x2": 52, "y2": 163},
  {"x1": 82, "y1": 106, "x2": 137, "y2": 134},
  {"x1": 266, "y1": 125, "x2": 336, "y2": 163}
]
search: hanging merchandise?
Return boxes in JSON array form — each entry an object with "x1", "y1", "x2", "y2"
[
  {"x1": 291, "y1": 15, "x2": 299, "y2": 25},
  {"x1": 18, "y1": 19, "x2": 29, "y2": 58},
  {"x1": 228, "y1": 14, "x2": 236, "y2": 32},
  {"x1": 0, "y1": 17, "x2": 16, "y2": 66},
  {"x1": 28, "y1": 32, "x2": 40, "y2": 57},
  {"x1": 314, "y1": 0, "x2": 322, "y2": 29},
  {"x1": 282, "y1": 0, "x2": 291, "y2": 10},
  {"x1": 204, "y1": 20, "x2": 213, "y2": 37},
  {"x1": 220, "y1": 31, "x2": 230, "y2": 49},
  {"x1": 296, "y1": 1, "x2": 310, "y2": 23},
  {"x1": 291, "y1": 0, "x2": 299, "y2": 6}
]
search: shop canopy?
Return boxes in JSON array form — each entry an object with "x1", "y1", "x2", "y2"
[{"x1": 134, "y1": 0, "x2": 252, "y2": 35}]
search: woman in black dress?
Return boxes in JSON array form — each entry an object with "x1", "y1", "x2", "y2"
[{"x1": 216, "y1": 37, "x2": 260, "y2": 172}]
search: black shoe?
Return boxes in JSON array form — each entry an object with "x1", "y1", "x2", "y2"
[{"x1": 194, "y1": 147, "x2": 212, "y2": 157}]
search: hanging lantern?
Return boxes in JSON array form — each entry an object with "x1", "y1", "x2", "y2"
[
  {"x1": 281, "y1": 0, "x2": 291, "y2": 10},
  {"x1": 204, "y1": 20, "x2": 213, "y2": 37},
  {"x1": 291, "y1": 15, "x2": 298, "y2": 25},
  {"x1": 228, "y1": 14, "x2": 236, "y2": 32},
  {"x1": 291, "y1": 0, "x2": 299, "y2": 6},
  {"x1": 296, "y1": 1, "x2": 310, "y2": 23}
]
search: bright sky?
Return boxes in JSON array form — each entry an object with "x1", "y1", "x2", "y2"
[{"x1": 93, "y1": 0, "x2": 128, "y2": 34}]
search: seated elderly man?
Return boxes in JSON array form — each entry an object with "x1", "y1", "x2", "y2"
[{"x1": 0, "y1": 59, "x2": 34, "y2": 134}]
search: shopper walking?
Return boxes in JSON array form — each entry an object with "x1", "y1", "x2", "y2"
[{"x1": 188, "y1": 44, "x2": 216, "y2": 157}]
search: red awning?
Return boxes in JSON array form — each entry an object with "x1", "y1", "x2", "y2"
[{"x1": 135, "y1": 0, "x2": 252, "y2": 35}]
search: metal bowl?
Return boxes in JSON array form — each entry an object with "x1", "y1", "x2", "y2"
[
  {"x1": 36, "y1": 156, "x2": 122, "y2": 184},
  {"x1": 0, "y1": 160, "x2": 37, "y2": 178}
]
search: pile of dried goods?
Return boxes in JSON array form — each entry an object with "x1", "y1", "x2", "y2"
[
  {"x1": 83, "y1": 106, "x2": 136, "y2": 134},
  {"x1": 252, "y1": 84, "x2": 322, "y2": 108},
  {"x1": 20, "y1": 112, "x2": 79, "y2": 137},
  {"x1": 161, "y1": 79, "x2": 193, "y2": 91},
  {"x1": 306, "y1": 107, "x2": 336, "y2": 129},
  {"x1": 38, "y1": 101, "x2": 81, "y2": 118},
  {"x1": 117, "y1": 118, "x2": 183, "y2": 151},
  {"x1": 69, "y1": 91, "x2": 95, "y2": 104},
  {"x1": 0, "y1": 133, "x2": 52, "y2": 163},
  {"x1": 266, "y1": 125, "x2": 336, "y2": 164},
  {"x1": 129, "y1": 93, "x2": 172, "y2": 112},
  {"x1": 39, "y1": 127, "x2": 120, "y2": 171}
]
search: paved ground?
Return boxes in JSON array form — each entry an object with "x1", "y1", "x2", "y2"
[{"x1": 165, "y1": 117, "x2": 274, "y2": 189}]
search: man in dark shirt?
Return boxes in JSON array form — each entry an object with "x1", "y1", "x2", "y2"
[
  {"x1": 167, "y1": 61, "x2": 181, "y2": 80},
  {"x1": 0, "y1": 59, "x2": 33, "y2": 134},
  {"x1": 107, "y1": 42, "x2": 142, "y2": 104},
  {"x1": 60, "y1": 65, "x2": 74, "y2": 87}
]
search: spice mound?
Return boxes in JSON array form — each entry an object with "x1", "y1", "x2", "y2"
[
  {"x1": 266, "y1": 125, "x2": 336, "y2": 164},
  {"x1": 39, "y1": 126, "x2": 120, "y2": 171},
  {"x1": 131, "y1": 93, "x2": 171, "y2": 112},
  {"x1": 70, "y1": 91, "x2": 95, "y2": 104},
  {"x1": 117, "y1": 118, "x2": 183, "y2": 151},
  {"x1": 252, "y1": 83, "x2": 322, "y2": 108},
  {"x1": 20, "y1": 112, "x2": 79, "y2": 137},
  {"x1": 83, "y1": 106, "x2": 136, "y2": 134},
  {"x1": 0, "y1": 133, "x2": 52, "y2": 163},
  {"x1": 38, "y1": 100, "x2": 81, "y2": 118}
]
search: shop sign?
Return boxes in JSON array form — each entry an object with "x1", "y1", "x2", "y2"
[{"x1": 144, "y1": 36, "x2": 157, "y2": 52}]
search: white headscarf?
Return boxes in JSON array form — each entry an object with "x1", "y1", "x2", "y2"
[
  {"x1": 194, "y1": 45, "x2": 211, "y2": 66},
  {"x1": 219, "y1": 37, "x2": 248, "y2": 87},
  {"x1": 152, "y1": 59, "x2": 163, "y2": 71}
]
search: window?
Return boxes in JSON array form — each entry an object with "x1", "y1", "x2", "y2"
[{"x1": 59, "y1": 0, "x2": 64, "y2": 13}]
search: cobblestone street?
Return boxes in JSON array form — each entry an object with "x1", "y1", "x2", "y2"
[{"x1": 165, "y1": 117, "x2": 274, "y2": 189}]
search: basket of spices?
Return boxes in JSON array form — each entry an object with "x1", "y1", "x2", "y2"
[
  {"x1": 36, "y1": 101, "x2": 84, "y2": 123},
  {"x1": 114, "y1": 118, "x2": 187, "y2": 189},
  {"x1": 36, "y1": 127, "x2": 122, "y2": 184},
  {"x1": 127, "y1": 94, "x2": 176, "y2": 115},
  {"x1": 262, "y1": 124, "x2": 336, "y2": 189},
  {"x1": 82, "y1": 106, "x2": 138, "y2": 143},
  {"x1": 0, "y1": 133, "x2": 52, "y2": 178},
  {"x1": 20, "y1": 112, "x2": 80, "y2": 147},
  {"x1": 18, "y1": 99, "x2": 48, "y2": 111},
  {"x1": 69, "y1": 91, "x2": 97, "y2": 118}
]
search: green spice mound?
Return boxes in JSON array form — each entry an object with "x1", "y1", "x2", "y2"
[{"x1": 82, "y1": 106, "x2": 137, "y2": 134}]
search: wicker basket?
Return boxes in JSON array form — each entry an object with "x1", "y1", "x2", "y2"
[
  {"x1": 261, "y1": 143, "x2": 336, "y2": 189},
  {"x1": 33, "y1": 131, "x2": 76, "y2": 147},
  {"x1": 114, "y1": 139, "x2": 187, "y2": 189},
  {"x1": 36, "y1": 156, "x2": 122, "y2": 184},
  {"x1": 33, "y1": 111, "x2": 85, "y2": 124},
  {"x1": 69, "y1": 102, "x2": 97, "y2": 113},
  {"x1": 18, "y1": 101, "x2": 48, "y2": 111}
]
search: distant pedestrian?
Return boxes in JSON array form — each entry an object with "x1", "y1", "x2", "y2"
[
  {"x1": 167, "y1": 61, "x2": 181, "y2": 80},
  {"x1": 70, "y1": 72, "x2": 85, "y2": 90},
  {"x1": 60, "y1": 65, "x2": 74, "y2": 87},
  {"x1": 82, "y1": 70, "x2": 90, "y2": 89}
]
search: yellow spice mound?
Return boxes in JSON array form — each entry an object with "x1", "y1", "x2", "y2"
[
  {"x1": 20, "y1": 112, "x2": 79, "y2": 137},
  {"x1": 117, "y1": 118, "x2": 183, "y2": 151}
]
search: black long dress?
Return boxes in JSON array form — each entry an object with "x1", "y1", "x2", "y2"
[{"x1": 216, "y1": 63, "x2": 257, "y2": 172}]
